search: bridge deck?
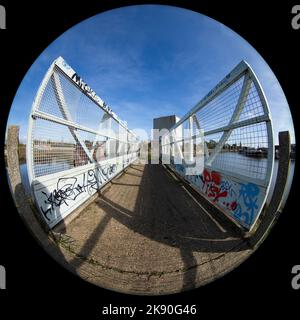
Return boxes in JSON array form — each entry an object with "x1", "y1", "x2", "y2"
[{"x1": 55, "y1": 163, "x2": 252, "y2": 295}]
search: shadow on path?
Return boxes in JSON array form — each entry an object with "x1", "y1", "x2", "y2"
[{"x1": 61, "y1": 163, "x2": 249, "y2": 292}]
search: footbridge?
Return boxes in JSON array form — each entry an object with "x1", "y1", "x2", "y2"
[{"x1": 6, "y1": 57, "x2": 291, "y2": 294}]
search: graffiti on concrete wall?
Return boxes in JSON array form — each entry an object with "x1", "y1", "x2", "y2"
[
  {"x1": 233, "y1": 182, "x2": 260, "y2": 227},
  {"x1": 36, "y1": 154, "x2": 137, "y2": 227},
  {"x1": 171, "y1": 164, "x2": 264, "y2": 229}
]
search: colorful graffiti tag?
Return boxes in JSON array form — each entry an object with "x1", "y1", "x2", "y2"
[{"x1": 170, "y1": 164, "x2": 265, "y2": 230}]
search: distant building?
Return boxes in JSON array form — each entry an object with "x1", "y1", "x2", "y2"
[
  {"x1": 153, "y1": 115, "x2": 180, "y2": 163},
  {"x1": 153, "y1": 115, "x2": 180, "y2": 132}
]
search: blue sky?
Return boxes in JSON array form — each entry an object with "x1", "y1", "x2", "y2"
[{"x1": 7, "y1": 4, "x2": 295, "y2": 145}]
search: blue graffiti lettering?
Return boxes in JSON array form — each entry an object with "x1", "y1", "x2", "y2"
[{"x1": 233, "y1": 183, "x2": 259, "y2": 226}]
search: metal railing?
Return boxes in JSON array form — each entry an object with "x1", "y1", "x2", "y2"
[
  {"x1": 27, "y1": 57, "x2": 139, "y2": 228},
  {"x1": 161, "y1": 61, "x2": 274, "y2": 231}
]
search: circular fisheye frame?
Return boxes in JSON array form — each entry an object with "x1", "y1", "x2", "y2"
[{"x1": 5, "y1": 5, "x2": 295, "y2": 295}]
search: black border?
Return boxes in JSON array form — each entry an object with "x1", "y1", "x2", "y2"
[{"x1": 0, "y1": 0, "x2": 299, "y2": 317}]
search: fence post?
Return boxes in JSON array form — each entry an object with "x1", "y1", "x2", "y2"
[{"x1": 6, "y1": 125, "x2": 49, "y2": 232}]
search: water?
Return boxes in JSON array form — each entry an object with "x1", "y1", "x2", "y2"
[
  {"x1": 20, "y1": 163, "x2": 31, "y2": 195},
  {"x1": 211, "y1": 152, "x2": 268, "y2": 180},
  {"x1": 205, "y1": 152, "x2": 295, "y2": 206},
  {"x1": 34, "y1": 162, "x2": 73, "y2": 178}
]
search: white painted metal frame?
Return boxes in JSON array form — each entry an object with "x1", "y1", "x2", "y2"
[
  {"x1": 161, "y1": 60, "x2": 274, "y2": 231},
  {"x1": 162, "y1": 60, "x2": 274, "y2": 184},
  {"x1": 27, "y1": 57, "x2": 139, "y2": 228}
]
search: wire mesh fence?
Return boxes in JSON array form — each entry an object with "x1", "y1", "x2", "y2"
[
  {"x1": 29, "y1": 59, "x2": 139, "y2": 180},
  {"x1": 27, "y1": 57, "x2": 140, "y2": 228},
  {"x1": 160, "y1": 61, "x2": 274, "y2": 230},
  {"x1": 205, "y1": 122, "x2": 269, "y2": 180},
  {"x1": 161, "y1": 63, "x2": 272, "y2": 183}
]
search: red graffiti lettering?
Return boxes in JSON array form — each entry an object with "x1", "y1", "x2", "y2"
[
  {"x1": 203, "y1": 169, "x2": 227, "y2": 202},
  {"x1": 211, "y1": 171, "x2": 221, "y2": 185},
  {"x1": 230, "y1": 201, "x2": 237, "y2": 211}
]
